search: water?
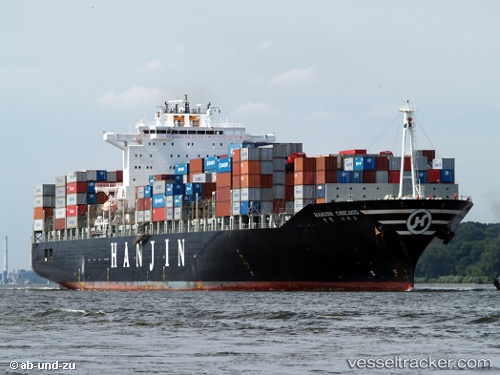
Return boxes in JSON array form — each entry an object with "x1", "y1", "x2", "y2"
[{"x1": 1, "y1": 284, "x2": 499, "y2": 374}]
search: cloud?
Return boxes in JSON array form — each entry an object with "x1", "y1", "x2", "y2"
[
  {"x1": 98, "y1": 85, "x2": 168, "y2": 107},
  {"x1": 270, "y1": 66, "x2": 317, "y2": 86},
  {"x1": 257, "y1": 41, "x2": 274, "y2": 51},
  {"x1": 144, "y1": 58, "x2": 162, "y2": 72},
  {"x1": 230, "y1": 101, "x2": 281, "y2": 118}
]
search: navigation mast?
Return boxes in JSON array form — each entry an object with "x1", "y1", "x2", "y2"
[{"x1": 398, "y1": 101, "x2": 418, "y2": 198}]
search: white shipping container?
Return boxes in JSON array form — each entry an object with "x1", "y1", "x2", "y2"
[
  {"x1": 34, "y1": 184, "x2": 55, "y2": 197},
  {"x1": 66, "y1": 193, "x2": 86, "y2": 206},
  {"x1": 34, "y1": 196, "x2": 54, "y2": 208},
  {"x1": 241, "y1": 188, "x2": 261, "y2": 201},
  {"x1": 66, "y1": 216, "x2": 78, "y2": 229},
  {"x1": 294, "y1": 185, "x2": 315, "y2": 199},
  {"x1": 166, "y1": 195, "x2": 174, "y2": 208},
  {"x1": 174, "y1": 207, "x2": 182, "y2": 220},
  {"x1": 152, "y1": 180, "x2": 166, "y2": 195},
  {"x1": 55, "y1": 176, "x2": 66, "y2": 187},
  {"x1": 137, "y1": 186, "x2": 145, "y2": 199},
  {"x1": 241, "y1": 147, "x2": 260, "y2": 161},
  {"x1": 137, "y1": 210, "x2": 144, "y2": 223},
  {"x1": 192, "y1": 173, "x2": 214, "y2": 183},
  {"x1": 343, "y1": 157, "x2": 354, "y2": 171},
  {"x1": 67, "y1": 171, "x2": 87, "y2": 183},
  {"x1": 55, "y1": 186, "x2": 66, "y2": 197},
  {"x1": 232, "y1": 201, "x2": 240, "y2": 215},
  {"x1": 33, "y1": 219, "x2": 44, "y2": 231},
  {"x1": 232, "y1": 189, "x2": 241, "y2": 202},
  {"x1": 55, "y1": 208, "x2": 66, "y2": 219},
  {"x1": 294, "y1": 198, "x2": 315, "y2": 213},
  {"x1": 432, "y1": 158, "x2": 443, "y2": 169},
  {"x1": 144, "y1": 209, "x2": 151, "y2": 222},
  {"x1": 55, "y1": 197, "x2": 66, "y2": 208},
  {"x1": 166, "y1": 208, "x2": 174, "y2": 221}
]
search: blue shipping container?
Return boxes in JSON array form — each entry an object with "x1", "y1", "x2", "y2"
[
  {"x1": 97, "y1": 170, "x2": 107, "y2": 181},
  {"x1": 417, "y1": 170, "x2": 428, "y2": 184},
  {"x1": 185, "y1": 183, "x2": 204, "y2": 195},
  {"x1": 152, "y1": 194, "x2": 166, "y2": 208},
  {"x1": 337, "y1": 170, "x2": 351, "y2": 183},
  {"x1": 354, "y1": 156, "x2": 375, "y2": 171},
  {"x1": 240, "y1": 201, "x2": 261, "y2": 215},
  {"x1": 175, "y1": 163, "x2": 190, "y2": 175},
  {"x1": 316, "y1": 184, "x2": 325, "y2": 199},
  {"x1": 440, "y1": 169, "x2": 454, "y2": 183},
  {"x1": 87, "y1": 193, "x2": 97, "y2": 204},
  {"x1": 144, "y1": 185, "x2": 152, "y2": 198},
  {"x1": 216, "y1": 157, "x2": 232, "y2": 173},
  {"x1": 352, "y1": 171, "x2": 363, "y2": 183},
  {"x1": 173, "y1": 183, "x2": 184, "y2": 195},
  {"x1": 204, "y1": 156, "x2": 218, "y2": 171},
  {"x1": 148, "y1": 175, "x2": 156, "y2": 186},
  {"x1": 174, "y1": 195, "x2": 182, "y2": 207},
  {"x1": 166, "y1": 183, "x2": 173, "y2": 196},
  {"x1": 87, "y1": 181, "x2": 96, "y2": 193}
]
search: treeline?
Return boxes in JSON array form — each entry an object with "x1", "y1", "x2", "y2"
[{"x1": 415, "y1": 221, "x2": 500, "y2": 284}]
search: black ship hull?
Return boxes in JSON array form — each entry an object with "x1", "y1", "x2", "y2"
[{"x1": 32, "y1": 199, "x2": 473, "y2": 291}]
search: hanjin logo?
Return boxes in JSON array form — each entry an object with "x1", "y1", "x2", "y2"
[{"x1": 407, "y1": 209, "x2": 432, "y2": 234}]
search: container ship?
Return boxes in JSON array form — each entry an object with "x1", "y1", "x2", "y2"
[{"x1": 31, "y1": 96, "x2": 473, "y2": 291}]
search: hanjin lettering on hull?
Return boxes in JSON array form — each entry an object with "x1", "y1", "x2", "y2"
[{"x1": 110, "y1": 239, "x2": 186, "y2": 271}]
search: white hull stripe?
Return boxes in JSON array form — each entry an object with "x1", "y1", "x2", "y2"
[
  {"x1": 378, "y1": 220, "x2": 450, "y2": 225},
  {"x1": 396, "y1": 231, "x2": 436, "y2": 235},
  {"x1": 361, "y1": 208, "x2": 463, "y2": 215}
]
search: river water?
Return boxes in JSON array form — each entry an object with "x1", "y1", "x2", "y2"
[{"x1": 0, "y1": 284, "x2": 498, "y2": 374}]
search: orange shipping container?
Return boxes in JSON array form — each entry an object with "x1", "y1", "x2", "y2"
[
  {"x1": 34, "y1": 207, "x2": 53, "y2": 220},
  {"x1": 216, "y1": 186, "x2": 231, "y2": 201},
  {"x1": 232, "y1": 159, "x2": 241, "y2": 175},
  {"x1": 316, "y1": 170, "x2": 337, "y2": 184},
  {"x1": 315, "y1": 156, "x2": 337, "y2": 171},
  {"x1": 294, "y1": 157, "x2": 316, "y2": 172},
  {"x1": 294, "y1": 172, "x2": 315, "y2": 185},
  {"x1": 216, "y1": 172, "x2": 232, "y2": 187},
  {"x1": 55, "y1": 218, "x2": 66, "y2": 230},
  {"x1": 232, "y1": 148, "x2": 241, "y2": 162},
  {"x1": 216, "y1": 200, "x2": 231, "y2": 217},
  {"x1": 190, "y1": 158, "x2": 204, "y2": 174},
  {"x1": 240, "y1": 160, "x2": 261, "y2": 175},
  {"x1": 232, "y1": 175, "x2": 241, "y2": 189},
  {"x1": 152, "y1": 207, "x2": 165, "y2": 222},
  {"x1": 240, "y1": 174, "x2": 261, "y2": 188},
  {"x1": 66, "y1": 181, "x2": 87, "y2": 194}
]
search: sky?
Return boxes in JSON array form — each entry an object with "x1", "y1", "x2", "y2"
[{"x1": 1, "y1": 0, "x2": 499, "y2": 270}]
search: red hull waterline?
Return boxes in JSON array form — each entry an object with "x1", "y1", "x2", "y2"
[{"x1": 62, "y1": 281, "x2": 414, "y2": 292}]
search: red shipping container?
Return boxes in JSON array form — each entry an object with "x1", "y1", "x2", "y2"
[
  {"x1": 388, "y1": 171, "x2": 401, "y2": 184},
  {"x1": 375, "y1": 156, "x2": 389, "y2": 171},
  {"x1": 273, "y1": 199, "x2": 286, "y2": 212},
  {"x1": 203, "y1": 183, "x2": 217, "y2": 200},
  {"x1": 137, "y1": 198, "x2": 145, "y2": 211},
  {"x1": 294, "y1": 157, "x2": 316, "y2": 172},
  {"x1": 240, "y1": 174, "x2": 261, "y2": 188},
  {"x1": 216, "y1": 172, "x2": 232, "y2": 187},
  {"x1": 152, "y1": 207, "x2": 165, "y2": 222},
  {"x1": 427, "y1": 169, "x2": 441, "y2": 183},
  {"x1": 34, "y1": 207, "x2": 53, "y2": 220},
  {"x1": 422, "y1": 150, "x2": 436, "y2": 162},
  {"x1": 285, "y1": 172, "x2": 294, "y2": 186},
  {"x1": 216, "y1": 200, "x2": 231, "y2": 217},
  {"x1": 363, "y1": 171, "x2": 376, "y2": 183},
  {"x1": 316, "y1": 170, "x2": 337, "y2": 184},
  {"x1": 144, "y1": 198, "x2": 151, "y2": 210},
  {"x1": 285, "y1": 185, "x2": 295, "y2": 200},
  {"x1": 66, "y1": 205, "x2": 87, "y2": 217},
  {"x1": 260, "y1": 174, "x2": 273, "y2": 188},
  {"x1": 404, "y1": 157, "x2": 412, "y2": 171},
  {"x1": 216, "y1": 186, "x2": 231, "y2": 201},
  {"x1": 115, "y1": 170, "x2": 123, "y2": 182},
  {"x1": 294, "y1": 172, "x2": 315, "y2": 185},
  {"x1": 55, "y1": 218, "x2": 66, "y2": 230},
  {"x1": 66, "y1": 181, "x2": 87, "y2": 194},
  {"x1": 340, "y1": 149, "x2": 367, "y2": 155},
  {"x1": 315, "y1": 156, "x2": 337, "y2": 171}
]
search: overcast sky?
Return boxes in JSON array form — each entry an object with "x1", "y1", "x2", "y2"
[{"x1": 1, "y1": 1, "x2": 499, "y2": 270}]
